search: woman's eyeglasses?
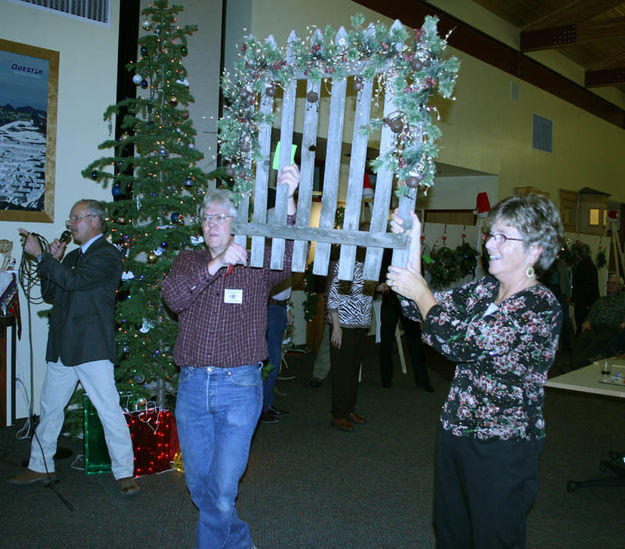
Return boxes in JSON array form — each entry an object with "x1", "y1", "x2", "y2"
[{"x1": 482, "y1": 232, "x2": 524, "y2": 244}]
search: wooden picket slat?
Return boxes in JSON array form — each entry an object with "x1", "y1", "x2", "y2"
[
  {"x1": 292, "y1": 76, "x2": 321, "y2": 273},
  {"x1": 337, "y1": 76, "x2": 374, "y2": 281}
]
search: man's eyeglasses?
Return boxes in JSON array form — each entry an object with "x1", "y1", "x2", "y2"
[
  {"x1": 201, "y1": 214, "x2": 233, "y2": 224},
  {"x1": 482, "y1": 232, "x2": 524, "y2": 244},
  {"x1": 65, "y1": 214, "x2": 94, "y2": 225}
]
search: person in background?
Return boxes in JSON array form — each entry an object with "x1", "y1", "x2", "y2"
[
  {"x1": 9, "y1": 200, "x2": 137, "y2": 496},
  {"x1": 571, "y1": 240, "x2": 599, "y2": 335},
  {"x1": 377, "y1": 247, "x2": 433, "y2": 391},
  {"x1": 161, "y1": 165, "x2": 299, "y2": 549},
  {"x1": 260, "y1": 277, "x2": 291, "y2": 423},
  {"x1": 328, "y1": 245, "x2": 376, "y2": 432},
  {"x1": 572, "y1": 273, "x2": 625, "y2": 367},
  {"x1": 387, "y1": 194, "x2": 563, "y2": 548}
]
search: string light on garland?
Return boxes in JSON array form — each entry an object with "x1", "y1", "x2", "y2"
[{"x1": 218, "y1": 13, "x2": 459, "y2": 198}]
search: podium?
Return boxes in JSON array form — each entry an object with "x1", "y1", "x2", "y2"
[{"x1": 0, "y1": 314, "x2": 16, "y2": 426}]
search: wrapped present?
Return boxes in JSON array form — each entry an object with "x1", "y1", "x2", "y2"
[{"x1": 83, "y1": 395, "x2": 180, "y2": 476}]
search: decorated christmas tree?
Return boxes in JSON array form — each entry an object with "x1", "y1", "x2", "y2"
[{"x1": 82, "y1": 0, "x2": 209, "y2": 405}]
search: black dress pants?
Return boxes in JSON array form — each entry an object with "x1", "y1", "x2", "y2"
[
  {"x1": 330, "y1": 327, "x2": 366, "y2": 419},
  {"x1": 435, "y1": 428, "x2": 543, "y2": 549},
  {"x1": 379, "y1": 298, "x2": 431, "y2": 388}
]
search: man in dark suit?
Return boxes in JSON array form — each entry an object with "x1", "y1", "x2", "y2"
[{"x1": 8, "y1": 199, "x2": 138, "y2": 496}]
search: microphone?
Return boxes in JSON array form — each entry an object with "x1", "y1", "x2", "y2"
[{"x1": 59, "y1": 230, "x2": 72, "y2": 245}]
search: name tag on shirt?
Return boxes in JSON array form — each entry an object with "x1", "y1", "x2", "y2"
[{"x1": 224, "y1": 289, "x2": 243, "y2": 304}]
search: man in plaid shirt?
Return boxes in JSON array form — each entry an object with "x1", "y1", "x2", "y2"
[{"x1": 162, "y1": 165, "x2": 299, "y2": 549}]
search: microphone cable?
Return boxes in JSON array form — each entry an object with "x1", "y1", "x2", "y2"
[{"x1": 16, "y1": 230, "x2": 74, "y2": 511}]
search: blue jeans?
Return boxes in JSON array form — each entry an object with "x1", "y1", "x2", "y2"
[
  {"x1": 176, "y1": 365, "x2": 262, "y2": 549},
  {"x1": 263, "y1": 303, "x2": 288, "y2": 412}
]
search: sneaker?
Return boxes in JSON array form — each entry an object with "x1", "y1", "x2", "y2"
[
  {"x1": 260, "y1": 410, "x2": 279, "y2": 424},
  {"x1": 309, "y1": 377, "x2": 323, "y2": 388},
  {"x1": 7, "y1": 469, "x2": 55, "y2": 486},
  {"x1": 269, "y1": 405, "x2": 288, "y2": 416}
]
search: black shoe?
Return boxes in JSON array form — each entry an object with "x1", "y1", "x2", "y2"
[
  {"x1": 417, "y1": 382, "x2": 434, "y2": 392},
  {"x1": 269, "y1": 405, "x2": 288, "y2": 416},
  {"x1": 309, "y1": 377, "x2": 323, "y2": 388},
  {"x1": 260, "y1": 411, "x2": 279, "y2": 424}
]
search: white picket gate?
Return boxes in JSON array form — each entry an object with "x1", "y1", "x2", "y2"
[{"x1": 221, "y1": 16, "x2": 459, "y2": 281}]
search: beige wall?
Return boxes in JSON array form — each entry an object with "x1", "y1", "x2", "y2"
[
  {"x1": 1, "y1": 1, "x2": 121, "y2": 420},
  {"x1": 229, "y1": 0, "x2": 625, "y2": 205}
]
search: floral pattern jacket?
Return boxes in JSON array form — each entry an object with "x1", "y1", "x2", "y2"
[{"x1": 400, "y1": 276, "x2": 562, "y2": 441}]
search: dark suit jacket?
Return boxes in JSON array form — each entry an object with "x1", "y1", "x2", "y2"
[{"x1": 38, "y1": 235, "x2": 123, "y2": 366}]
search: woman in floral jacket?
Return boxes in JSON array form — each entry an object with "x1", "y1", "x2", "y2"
[{"x1": 387, "y1": 194, "x2": 563, "y2": 549}]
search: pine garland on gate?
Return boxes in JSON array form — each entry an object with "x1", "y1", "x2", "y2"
[{"x1": 219, "y1": 14, "x2": 459, "y2": 198}]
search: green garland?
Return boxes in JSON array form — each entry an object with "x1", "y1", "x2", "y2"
[{"x1": 219, "y1": 14, "x2": 459, "y2": 198}]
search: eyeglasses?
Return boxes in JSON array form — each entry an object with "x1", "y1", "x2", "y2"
[
  {"x1": 201, "y1": 214, "x2": 233, "y2": 224},
  {"x1": 482, "y1": 232, "x2": 524, "y2": 244},
  {"x1": 65, "y1": 214, "x2": 94, "y2": 225}
]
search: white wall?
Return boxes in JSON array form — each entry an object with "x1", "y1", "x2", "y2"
[{"x1": 0, "y1": 1, "x2": 121, "y2": 421}]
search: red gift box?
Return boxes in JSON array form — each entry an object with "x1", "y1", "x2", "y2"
[
  {"x1": 127, "y1": 406, "x2": 180, "y2": 476},
  {"x1": 83, "y1": 395, "x2": 179, "y2": 476}
]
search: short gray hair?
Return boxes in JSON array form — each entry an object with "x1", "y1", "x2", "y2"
[
  {"x1": 76, "y1": 199, "x2": 107, "y2": 233},
  {"x1": 488, "y1": 193, "x2": 564, "y2": 272},
  {"x1": 200, "y1": 189, "x2": 238, "y2": 218}
]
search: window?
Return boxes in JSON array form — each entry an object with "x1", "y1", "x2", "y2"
[
  {"x1": 532, "y1": 114, "x2": 553, "y2": 153},
  {"x1": 11, "y1": 0, "x2": 110, "y2": 25}
]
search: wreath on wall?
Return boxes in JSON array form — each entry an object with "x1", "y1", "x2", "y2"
[
  {"x1": 219, "y1": 14, "x2": 459, "y2": 197},
  {"x1": 423, "y1": 240, "x2": 479, "y2": 290}
]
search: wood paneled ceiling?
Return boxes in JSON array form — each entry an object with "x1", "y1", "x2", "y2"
[{"x1": 472, "y1": 0, "x2": 625, "y2": 90}]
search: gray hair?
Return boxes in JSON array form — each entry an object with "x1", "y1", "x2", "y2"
[
  {"x1": 488, "y1": 193, "x2": 564, "y2": 272},
  {"x1": 571, "y1": 240, "x2": 592, "y2": 261},
  {"x1": 76, "y1": 199, "x2": 107, "y2": 233},
  {"x1": 200, "y1": 189, "x2": 238, "y2": 218}
]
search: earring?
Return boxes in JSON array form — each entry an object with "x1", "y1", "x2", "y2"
[{"x1": 526, "y1": 266, "x2": 535, "y2": 278}]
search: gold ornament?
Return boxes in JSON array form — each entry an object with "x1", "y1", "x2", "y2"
[{"x1": 169, "y1": 96, "x2": 179, "y2": 106}]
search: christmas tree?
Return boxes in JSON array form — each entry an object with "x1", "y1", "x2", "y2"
[{"x1": 82, "y1": 0, "x2": 208, "y2": 406}]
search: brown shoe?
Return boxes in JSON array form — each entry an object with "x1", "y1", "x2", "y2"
[
  {"x1": 348, "y1": 412, "x2": 367, "y2": 424},
  {"x1": 331, "y1": 417, "x2": 355, "y2": 432},
  {"x1": 7, "y1": 468, "x2": 55, "y2": 486},
  {"x1": 118, "y1": 476, "x2": 139, "y2": 497}
]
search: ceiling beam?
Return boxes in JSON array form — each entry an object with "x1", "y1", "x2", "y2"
[
  {"x1": 353, "y1": 0, "x2": 625, "y2": 129},
  {"x1": 521, "y1": 17, "x2": 625, "y2": 52},
  {"x1": 586, "y1": 66, "x2": 625, "y2": 87},
  {"x1": 523, "y1": 0, "x2": 624, "y2": 31}
]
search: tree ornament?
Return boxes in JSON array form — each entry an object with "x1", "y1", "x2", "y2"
[
  {"x1": 140, "y1": 79, "x2": 148, "y2": 89},
  {"x1": 142, "y1": 19, "x2": 151, "y2": 30},
  {"x1": 353, "y1": 75, "x2": 363, "y2": 91},
  {"x1": 405, "y1": 174, "x2": 423, "y2": 188},
  {"x1": 181, "y1": 110, "x2": 189, "y2": 120},
  {"x1": 112, "y1": 184, "x2": 122, "y2": 198},
  {"x1": 225, "y1": 165, "x2": 235, "y2": 177},
  {"x1": 306, "y1": 90, "x2": 319, "y2": 103},
  {"x1": 181, "y1": 45, "x2": 188, "y2": 56},
  {"x1": 90, "y1": 170, "x2": 98, "y2": 180},
  {"x1": 158, "y1": 146, "x2": 168, "y2": 157},
  {"x1": 147, "y1": 251, "x2": 157, "y2": 264},
  {"x1": 184, "y1": 177, "x2": 193, "y2": 188},
  {"x1": 170, "y1": 212, "x2": 180, "y2": 223},
  {"x1": 265, "y1": 84, "x2": 277, "y2": 97},
  {"x1": 169, "y1": 96, "x2": 178, "y2": 106},
  {"x1": 140, "y1": 46, "x2": 148, "y2": 56},
  {"x1": 132, "y1": 74, "x2": 143, "y2": 85},
  {"x1": 410, "y1": 59, "x2": 423, "y2": 71},
  {"x1": 390, "y1": 119, "x2": 404, "y2": 133},
  {"x1": 240, "y1": 88, "x2": 252, "y2": 100}
]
